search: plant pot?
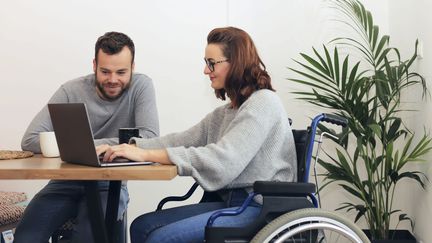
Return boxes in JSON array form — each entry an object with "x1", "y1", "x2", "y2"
[{"x1": 363, "y1": 230, "x2": 416, "y2": 243}]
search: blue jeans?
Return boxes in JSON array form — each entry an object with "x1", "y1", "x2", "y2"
[
  {"x1": 130, "y1": 190, "x2": 261, "y2": 243},
  {"x1": 14, "y1": 180, "x2": 129, "y2": 243}
]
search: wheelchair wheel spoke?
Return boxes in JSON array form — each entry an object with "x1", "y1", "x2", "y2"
[{"x1": 251, "y1": 208, "x2": 370, "y2": 243}]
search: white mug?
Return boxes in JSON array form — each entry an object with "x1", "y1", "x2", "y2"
[{"x1": 39, "y1": 131, "x2": 60, "y2": 157}]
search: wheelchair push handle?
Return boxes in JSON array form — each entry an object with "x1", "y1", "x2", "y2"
[
  {"x1": 303, "y1": 113, "x2": 347, "y2": 183},
  {"x1": 321, "y1": 113, "x2": 348, "y2": 127}
]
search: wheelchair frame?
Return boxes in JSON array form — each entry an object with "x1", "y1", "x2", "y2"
[{"x1": 157, "y1": 113, "x2": 370, "y2": 243}]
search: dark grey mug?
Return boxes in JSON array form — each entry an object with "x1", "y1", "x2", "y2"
[{"x1": 118, "y1": 128, "x2": 141, "y2": 144}]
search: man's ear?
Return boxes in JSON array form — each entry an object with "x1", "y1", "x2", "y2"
[
  {"x1": 132, "y1": 62, "x2": 135, "y2": 72},
  {"x1": 93, "y1": 59, "x2": 97, "y2": 73}
]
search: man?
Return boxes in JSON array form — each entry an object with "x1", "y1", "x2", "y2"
[{"x1": 15, "y1": 32, "x2": 159, "y2": 243}]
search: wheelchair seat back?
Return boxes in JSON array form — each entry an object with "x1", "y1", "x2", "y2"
[{"x1": 292, "y1": 129, "x2": 311, "y2": 183}]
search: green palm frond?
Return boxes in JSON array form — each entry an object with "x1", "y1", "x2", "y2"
[{"x1": 288, "y1": 0, "x2": 431, "y2": 239}]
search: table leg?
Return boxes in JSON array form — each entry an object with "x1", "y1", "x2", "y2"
[
  {"x1": 84, "y1": 181, "x2": 109, "y2": 243},
  {"x1": 106, "y1": 180, "x2": 122, "y2": 241}
]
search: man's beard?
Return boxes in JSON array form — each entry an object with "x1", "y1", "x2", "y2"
[{"x1": 95, "y1": 74, "x2": 131, "y2": 101}]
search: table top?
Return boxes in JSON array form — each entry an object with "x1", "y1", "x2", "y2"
[{"x1": 0, "y1": 155, "x2": 177, "y2": 180}]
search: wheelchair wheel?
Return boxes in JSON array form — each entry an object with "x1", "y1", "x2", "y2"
[{"x1": 251, "y1": 208, "x2": 370, "y2": 243}]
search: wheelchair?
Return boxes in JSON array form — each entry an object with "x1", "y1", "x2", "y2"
[{"x1": 157, "y1": 113, "x2": 370, "y2": 243}]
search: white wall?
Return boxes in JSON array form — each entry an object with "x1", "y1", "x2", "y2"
[
  {"x1": 8, "y1": 0, "x2": 432, "y2": 242},
  {"x1": 388, "y1": 1, "x2": 432, "y2": 242}
]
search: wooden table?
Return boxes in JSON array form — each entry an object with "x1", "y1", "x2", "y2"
[
  {"x1": 0, "y1": 155, "x2": 177, "y2": 243},
  {"x1": 0, "y1": 155, "x2": 177, "y2": 180}
]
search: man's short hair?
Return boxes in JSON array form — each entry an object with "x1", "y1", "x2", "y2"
[{"x1": 94, "y1": 32, "x2": 135, "y2": 64}]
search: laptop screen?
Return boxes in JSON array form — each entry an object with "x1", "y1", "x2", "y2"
[{"x1": 48, "y1": 103, "x2": 100, "y2": 166}]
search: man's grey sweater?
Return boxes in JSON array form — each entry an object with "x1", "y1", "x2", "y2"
[
  {"x1": 134, "y1": 89, "x2": 297, "y2": 192},
  {"x1": 21, "y1": 73, "x2": 159, "y2": 153}
]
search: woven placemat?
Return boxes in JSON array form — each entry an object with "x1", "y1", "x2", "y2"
[
  {"x1": 0, "y1": 204, "x2": 25, "y2": 225},
  {"x1": 0, "y1": 150, "x2": 34, "y2": 160},
  {"x1": 0, "y1": 191, "x2": 27, "y2": 205}
]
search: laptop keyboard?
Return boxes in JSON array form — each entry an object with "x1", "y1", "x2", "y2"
[{"x1": 98, "y1": 154, "x2": 131, "y2": 163}]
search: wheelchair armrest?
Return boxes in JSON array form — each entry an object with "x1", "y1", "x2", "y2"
[
  {"x1": 156, "y1": 182, "x2": 199, "y2": 211},
  {"x1": 253, "y1": 181, "x2": 316, "y2": 196}
]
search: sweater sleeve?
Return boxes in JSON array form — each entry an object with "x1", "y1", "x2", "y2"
[
  {"x1": 133, "y1": 76, "x2": 159, "y2": 139},
  {"x1": 167, "y1": 91, "x2": 284, "y2": 191},
  {"x1": 132, "y1": 111, "x2": 212, "y2": 149},
  {"x1": 21, "y1": 87, "x2": 69, "y2": 153}
]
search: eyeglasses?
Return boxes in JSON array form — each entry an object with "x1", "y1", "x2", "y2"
[{"x1": 204, "y1": 58, "x2": 229, "y2": 72}]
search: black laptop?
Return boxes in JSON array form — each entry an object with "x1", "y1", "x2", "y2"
[{"x1": 48, "y1": 103, "x2": 153, "y2": 167}]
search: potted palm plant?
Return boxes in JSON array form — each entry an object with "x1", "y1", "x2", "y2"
[{"x1": 289, "y1": 0, "x2": 432, "y2": 241}]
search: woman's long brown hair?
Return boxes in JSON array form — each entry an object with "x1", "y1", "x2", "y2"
[{"x1": 207, "y1": 27, "x2": 274, "y2": 108}]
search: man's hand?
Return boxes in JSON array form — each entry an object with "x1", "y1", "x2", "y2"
[
  {"x1": 96, "y1": 143, "x2": 144, "y2": 162},
  {"x1": 96, "y1": 144, "x2": 111, "y2": 156}
]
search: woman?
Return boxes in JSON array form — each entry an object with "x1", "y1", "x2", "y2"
[{"x1": 97, "y1": 26, "x2": 297, "y2": 243}]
